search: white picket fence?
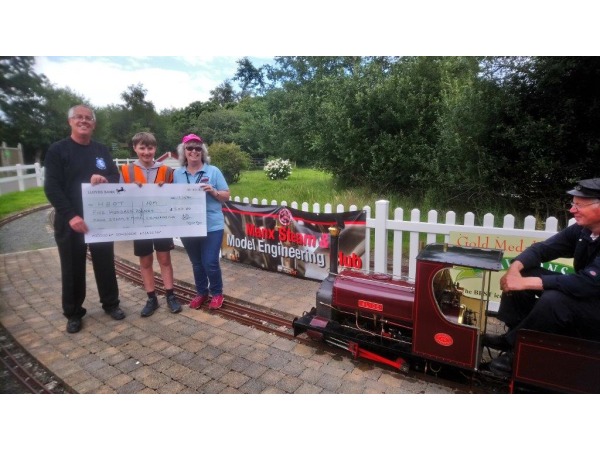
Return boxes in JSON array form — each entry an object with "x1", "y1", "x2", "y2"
[
  {"x1": 0, "y1": 163, "x2": 44, "y2": 194},
  {"x1": 0, "y1": 157, "x2": 177, "y2": 194},
  {"x1": 231, "y1": 195, "x2": 567, "y2": 281},
  {"x1": 3, "y1": 162, "x2": 565, "y2": 281}
]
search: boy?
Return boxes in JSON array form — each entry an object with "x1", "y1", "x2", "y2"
[{"x1": 120, "y1": 132, "x2": 182, "y2": 316}]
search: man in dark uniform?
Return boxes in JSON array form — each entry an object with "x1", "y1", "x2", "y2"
[
  {"x1": 44, "y1": 105, "x2": 125, "y2": 333},
  {"x1": 486, "y1": 178, "x2": 600, "y2": 374}
]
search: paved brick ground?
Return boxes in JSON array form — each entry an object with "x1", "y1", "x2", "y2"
[{"x1": 0, "y1": 208, "x2": 456, "y2": 394}]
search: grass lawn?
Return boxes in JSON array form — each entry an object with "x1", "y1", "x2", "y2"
[
  {"x1": 230, "y1": 168, "x2": 419, "y2": 253},
  {"x1": 230, "y1": 168, "x2": 385, "y2": 211},
  {"x1": 0, "y1": 187, "x2": 48, "y2": 220},
  {"x1": 0, "y1": 170, "x2": 375, "y2": 219}
]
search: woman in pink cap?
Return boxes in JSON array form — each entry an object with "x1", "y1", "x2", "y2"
[{"x1": 173, "y1": 134, "x2": 230, "y2": 310}]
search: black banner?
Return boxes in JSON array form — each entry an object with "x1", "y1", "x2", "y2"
[{"x1": 221, "y1": 202, "x2": 367, "y2": 281}]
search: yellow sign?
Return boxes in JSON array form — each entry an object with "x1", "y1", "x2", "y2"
[{"x1": 448, "y1": 232, "x2": 574, "y2": 310}]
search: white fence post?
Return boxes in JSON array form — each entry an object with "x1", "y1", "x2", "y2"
[
  {"x1": 503, "y1": 214, "x2": 515, "y2": 229},
  {"x1": 408, "y1": 208, "x2": 421, "y2": 280},
  {"x1": 373, "y1": 200, "x2": 389, "y2": 274},
  {"x1": 392, "y1": 207, "x2": 404, "y2": 278},
  {"x1": 426, "y1": 210, "x2": 439, "y2": 244},
  {"x1": 363, "y1": 205, "x2": 372, "y2": 272},
  {"x1": 35, "y1": 163, "x2": 43, "y2": 187},
  {"x1": 0, "y1": 162, "x2": 54, "y2": 192},
  {"x1": 16, "y1": 164, "x2": 25, "y2": 191},
  {"x1": 444, "y1": 211, "x2": 456, "y2": 243}
]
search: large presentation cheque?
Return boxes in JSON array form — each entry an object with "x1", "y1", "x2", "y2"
[{"x1": 82, "y1": 183, "x2": 206, "y2": 243}]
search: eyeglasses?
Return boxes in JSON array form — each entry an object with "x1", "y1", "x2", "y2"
[
  {"x1": 70, "y1": 114, "x2": 95, "y2": 122},
  {"x1": 185, "y1": 146, "x2": 202, "y2": 152},
  {"x1": 569, "y1": 201, "x2": 600, "y2": 211}
]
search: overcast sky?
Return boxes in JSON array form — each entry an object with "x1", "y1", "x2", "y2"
[{"x1": 34, "y1": 56, "x2": 275, "y2": 111}]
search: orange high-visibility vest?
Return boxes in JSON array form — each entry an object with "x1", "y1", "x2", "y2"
[{"x1": 121, "y1": 163, "x2": 173, "y2": 184}]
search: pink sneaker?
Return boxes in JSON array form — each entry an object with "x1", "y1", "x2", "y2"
[
  {"x1": 208, "y1": 294, "x2": 224, "y2": 310},
  {"x1": 189, "y1": 294, "x2": 208, "y2": 309}
]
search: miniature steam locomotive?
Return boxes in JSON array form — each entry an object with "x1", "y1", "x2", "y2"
[{"x1": 292, "y1": 227, "x2": 600, "y2": 393}]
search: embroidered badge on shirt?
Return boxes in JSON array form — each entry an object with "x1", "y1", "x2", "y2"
[
  {"x1": 96, "y1": 157, "x2": 107, "y2": 170},
  {"x1": 585, "y1": 268, "x2": 599, "y2": 279}
]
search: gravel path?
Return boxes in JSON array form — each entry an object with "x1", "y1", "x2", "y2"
[{"x1": 0, "y1": 206, "x2": 56, "y2": 254}]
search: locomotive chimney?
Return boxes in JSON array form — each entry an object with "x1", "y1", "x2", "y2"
[{"x1": 328, "y1": 224, "x2": 341, "y2": 274}]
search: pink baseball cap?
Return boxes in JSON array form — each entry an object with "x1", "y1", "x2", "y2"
[{"x1": 182, "y1": 134, "x2": 203, "y2": 144}]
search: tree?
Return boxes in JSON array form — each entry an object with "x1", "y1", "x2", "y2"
[
  {"x1": 209, "y1": 80, "x2": 237, "y2": 106},
  {"x1": 1, "y1": 57, "x2": 91, "y2": 162},
  {"x1": 234, "y1": 96, "x2": 273, "y2": 158},
  {"x1": 250, "y1": 57, "x2": 368, "y2": 165},
  {"x1": 486, "y1": 57, "x2": 600, "y2": 219},
  {"x1": 97, "y1": 84, "x2": 167, "y2": 155},
  {"x1": 194, "y1": 108, "x2": 243, "y2": 145},
  {"x1": 427, "y1": 57, "x2": 498, "y2": 210},
  {"x1": 0, "y1": 57, "x2": 49, "y2": 162},
  {"x1": 256, "y1": 56, "x2": 449, "y2": 188},
  {"x1": 38, "y1": 86, "x2": 89, "y2": 161},
  {"x1": 121, "y1": 83, "x2": 155, "y2": 111},
  {"x1": 161, "y1": 100, "x2": 218, "y2": 147},
  {"x1": 163, "y1": 56, "x2": 600, "y2": 219},
  {"x1": 233, "y1": 57, "x2": 265, "y2": 97}
]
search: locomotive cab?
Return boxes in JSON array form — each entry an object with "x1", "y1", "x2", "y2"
[{"x1": 412, "y1": 243, "x2": 503, "y2": 370}]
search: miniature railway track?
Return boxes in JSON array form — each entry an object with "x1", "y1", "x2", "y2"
[
  {"x1": 0, "y1": 203, "x2": 52, "y2": 227},
  {"x1": 0, "y1": 322, "x2": 72, "y2": 394},
  {"x1": 113, "y1": 258, "x2": 311, "y2": 343},
  {"x1": 0, "y1": 343, "x2": 54, "y2": 394},
  {"x1": 1, "y1": 205, "x2": 503, "y2": 394}
]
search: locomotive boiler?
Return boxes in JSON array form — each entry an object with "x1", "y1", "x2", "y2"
[{"x1": 292, "y1": 226, "x2": 600, "y2": 393}]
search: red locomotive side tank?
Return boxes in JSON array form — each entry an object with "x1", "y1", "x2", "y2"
[{"x1": 332, "y1": 269, "x2": 415, "y2": 324}]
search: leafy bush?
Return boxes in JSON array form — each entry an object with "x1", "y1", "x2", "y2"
[
  {"x1": 208, "y1": 141, "x2": 251, "y2": 184},
  {"x1": 264, "y1": 158, "x2": 292, "y2": 180},
  {"x1": 111, "y1": 148, "x2": 133, "y2": 159}
]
